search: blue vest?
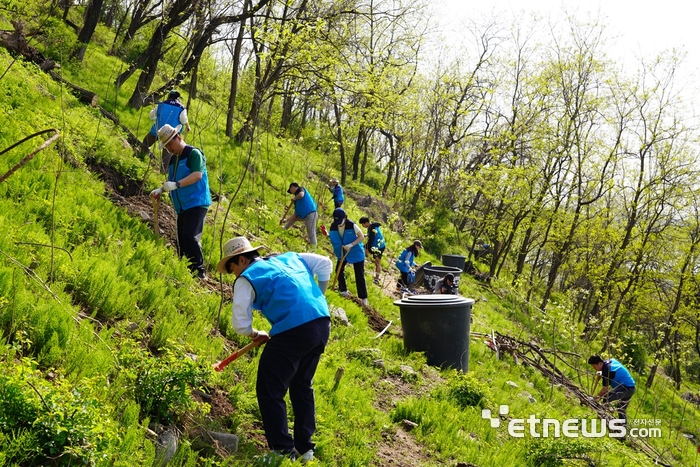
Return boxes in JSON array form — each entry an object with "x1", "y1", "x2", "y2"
[
  {"x1": 150, "y1": 100, "x2": 186, "y2": 136},
  {"x1": 332, "y1": 185, "x2": 344, "y2": 203},
  {"x1": 329, "y1": 220, "x2": 365, "y2": 264},
  {"x1": 168, "y1": 146, "x2": 211, "y2": 214},
  {"x1": 240, "y1": 253, "x2": 330, "y2": 336},
  {"x1": 607, "y1": 359, "x2": 635, "y2": 388},
  {"x1": 369, "y1": 223, "x2": 385, "y2": 250},
  {"x1": 294, "y1": 188, "x2": 317, "y2": 218},
  {"x1": 395, "y1": 248, "x2": 416, "y2": 273}
]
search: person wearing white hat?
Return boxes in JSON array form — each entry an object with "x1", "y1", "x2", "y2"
[
  {"x1": 326, "y1": 177, "x2": 344, "y2": 208},
  {"x1": 150, "y1": 124, "x2": 211, "y2": 279},
  {"x1": 141, "y1": 89, "x2": 191, "y2": 172},
  {"x1": 217, "y1": 237, "x2": 332, "y2": 463}
]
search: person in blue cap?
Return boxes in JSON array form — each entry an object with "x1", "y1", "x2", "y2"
[
  {"x1": 280, "y1": 182, "x2": 318, "y2": 248},
  {"x1": 588, "y1": 354, "x2": 636, "y2": 423},
  {"x1": 329, "y1": 208, "x2": 368, "y2": 306},
  {"x1": 141, "y1": 89, "x2": 191, "y2": 172}
]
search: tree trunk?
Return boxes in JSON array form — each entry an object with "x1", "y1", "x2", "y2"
[
  {"x1": 226, "y1": 21, "x2": 246, "y2": 137},
  {"x1": 333, "y1": 102, "x2": 347, "y2": 185},
  {"x1": 72, "y1": 0, "x2": 104, "y2": 61},
  {"x1": 351, "y1": 126, "x2": 365, "y2": 180}
]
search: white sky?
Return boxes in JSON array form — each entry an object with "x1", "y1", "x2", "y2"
[{"x1": 434, "y1": 0, "x2": 700, "y2": 86}]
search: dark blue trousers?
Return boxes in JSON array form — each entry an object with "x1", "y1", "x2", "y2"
[
  {"x1": 256, "y1": 317, "x2": 330, "y2": 455},
  {"x1": 176, "y1": 206, "x2": 207, "y2": 276}
]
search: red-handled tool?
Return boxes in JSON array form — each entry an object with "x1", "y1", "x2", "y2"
[{"x1": 213, "y1": 338, "x2": 268, "y2": 372}]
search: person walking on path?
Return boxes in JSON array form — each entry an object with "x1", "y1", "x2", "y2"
[
  {"x1": 150, "y1": 124, "x2": 211, "y2": 279},
  {"x1": 588, "y1": 354, "x2": 636, "y2": 422},
  {"x1": 142, "y1": 90, "x2": 192, "y2": 172},
  {"x1": 280, "y1": 182, "x2": 318, "y2": 248},
  {"x1": 216, "y1": 237, "x2": 332, "y2": 463},
  {"x1": 395, "y1": 240, "x2": 422, "y2": 289},
  {"x1": 359, "y1": 216, "x2": 385, "y2": 285},
  {"x1": 327, "y1": 177, "x2": 344, "y2": 208},
  {"x1": 433, "y1": 273, "x2": 458, "y2": 294},
  {"x1": 329, "y1": 208, "x2": 369, "y2": 306}
]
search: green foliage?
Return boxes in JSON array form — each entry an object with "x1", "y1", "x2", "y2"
[
  {"x1": 0, "y1": 363, "x2": 118, "y2": 465},
  {"x1": 129, "y1": 344, "x2": 209, "y2": 424},
  {"x1": 525, "y1": 437, "x2": 592, "y2": 467},
  {"x1": 445, "y1": 371, "x2": 493, "y2": 409}
]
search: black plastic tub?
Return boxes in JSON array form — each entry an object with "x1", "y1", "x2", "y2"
[
  {"x1": 423, "y1": 265, "x2": 463, "y2": 291},
  {"x1": 441, "y1": 254, "x2": 466, "y2": 271},
  {"x1": 393, "y1": 295, "x2": 474, "y2": 371}
]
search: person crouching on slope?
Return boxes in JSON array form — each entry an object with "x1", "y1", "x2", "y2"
[
  {"x1": 396, "y1": 240, "x2": 422, "y2": 289},
  {"x1": 329, "y1": 208, "x2": 369, "y2": 306},
  {"x1": 217, "y1": 237, "x2": 332, "y2": 463},
  {"x1": 588, "y1": 354, "x2": 636, "y2": 423},
  {"x1": 359, "y1": 216, "x2": 386, "y2": 285}
]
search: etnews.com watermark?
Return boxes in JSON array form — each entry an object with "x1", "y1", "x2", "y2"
[{"x1": 482, "y1": 405, "x2": 663, "y2": 439}]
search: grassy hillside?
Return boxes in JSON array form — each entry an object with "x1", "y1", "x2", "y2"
[{"x1": 1, "y1": 18, "x2": 700, "y2": 467}]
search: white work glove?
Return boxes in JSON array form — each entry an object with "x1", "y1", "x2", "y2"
[
  {"x1": 150, "y1": 187, "x2": 163, "y2": 198},
  {"x1": 162, "y1": 181, "x2": 178, "y2": 192},
  {"x1": 343, "y1": 244, "x2": 353, "y2": 252}
]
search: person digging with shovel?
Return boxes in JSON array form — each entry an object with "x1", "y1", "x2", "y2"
[
  {"x1": 280, "y1": 182, "x2": 318, "y2": 249},
  {"x1": 329, "y1": 208, "x2": 369, "y2": 306},
  {"x1": 216, "y1": 237, "x2": 332, "y2": 464},
  {"x1": 150, "y1": 123, "x2": 210, "y2": 279}
]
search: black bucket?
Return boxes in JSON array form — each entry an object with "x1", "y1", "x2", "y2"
[
  {"x1": 394, "y1": 295, "x2": 474, "y2": 371},
  {"x1": 423, "y1": 265, "x2": 463, "y2": 291},
  {"x1": 441, "y1": 254, "x2": 466, "y2": 271}
]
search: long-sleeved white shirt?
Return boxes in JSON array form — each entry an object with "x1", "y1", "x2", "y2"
[{"x1": 231, "y1": 253, "x2": 333, "y2": 335}]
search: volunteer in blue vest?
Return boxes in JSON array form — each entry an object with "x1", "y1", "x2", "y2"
[
  {"x1": 588, "y1": 354, "x2": 636, "y2": 422},
  {"x1": 150, "y1": 124, "x2": 211, "y2": 279},
  {"x1": 329, "y1": 208, "x2": 369, "y2": 306},
  {"x1": 326, "y1": 177, "x2": 344, "y2": 208},
  {"x1": 280, "y1": 182, "x2": 318, "y2": 248},
  {"x1": 359, "y1": 216, "x2": 386, "y2": 285},
  {"x1": 141, "y1": 90, "x2": 191, "y2": 173},
  {"x1": 216, "y1": 237, "x2": 332, "y2": 463},
  {"x1": 396, "y1": 240, "x2": 422, "y2": 289}
]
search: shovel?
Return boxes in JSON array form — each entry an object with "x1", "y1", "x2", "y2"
[{"x1": 213, "y1": 337, "x2": 268, "y2": 372}]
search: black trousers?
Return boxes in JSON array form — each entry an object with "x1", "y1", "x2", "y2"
[
  {"x1": 604, "y1": 385, "x2": 636, "y2": 421},
  {"x1": 176, "y1": 207, "x2": 207, "y2": 276},
  {"x1": 256, "y1": 317, "x2": 331, "y2": 455},
  {"x1": 337, "y1": 259, "x2": 368, "y2": 299}
]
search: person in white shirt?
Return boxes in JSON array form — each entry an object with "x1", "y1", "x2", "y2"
[{"x1": 216, "y1": 237, "x2": 332, "y2": 463}]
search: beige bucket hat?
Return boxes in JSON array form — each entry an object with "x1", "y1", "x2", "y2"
[
  {"x1": 157, "y1": 124, "x2": 182, "y2": 149},
  {"x1": 216, "y1": 237, "x2": 264, "y2": 274}
]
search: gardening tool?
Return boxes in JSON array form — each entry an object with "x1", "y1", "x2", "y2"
[
  {"x1": 152, "y1": 194, "x2": 160, "y2": 238},
  {"x1": 320, "y1": 224, "x2": 328, "y2": 237},
  {"x1": 213, "y1": 337, "x2": 268, "y2": 372},
  {"x1": 279, "y1": 200, "x2": 293, "y2": 225},
  {"x1": 331, "y1": 247, "x2": 351, "y2": 291}
]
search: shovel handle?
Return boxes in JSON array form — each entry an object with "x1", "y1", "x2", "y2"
[{"x1": 213, "y1": 339, "x2": 266, "y2": 372}]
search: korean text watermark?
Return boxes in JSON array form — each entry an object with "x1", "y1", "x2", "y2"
[{"x1": 482, "y1": 405, "x2": 662, "y2": 439}]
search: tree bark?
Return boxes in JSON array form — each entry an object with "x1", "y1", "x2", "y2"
[
  {"x1": 226, "y1": 20, "x2": 246, "y2": 137},
  {"x1": 72, "y1": 0, "x2": 104, "y2": 61}
]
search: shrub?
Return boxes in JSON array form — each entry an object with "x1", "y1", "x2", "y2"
[
  {"x1": 525, "y1": 437, "x2": 592, "y2": 467},
  {"x1": 444, "y1": 371, "x2": 493, "y2": 409}
]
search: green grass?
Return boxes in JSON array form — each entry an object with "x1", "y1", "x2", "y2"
[{"x1": 2, "y1": 21, "x2": 700, "y2": 466}]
